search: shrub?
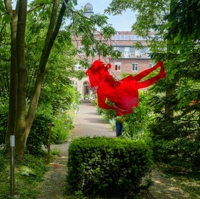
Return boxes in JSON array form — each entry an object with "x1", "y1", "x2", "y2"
[
  {"x1": 0, "y1": 103, "x2": 8, "y2": 145},
  {"x1": 26, "y1": 104, "x2": 76, "y2": 154},
  {"x1": 66, "y1": 136, "x2": 154, "y2": 198},
  {"x1": 26, "y1": 110, "x2": 52, "y2": 155},
  {"x1": 51, "y1": 112, "x2": 74, "y2": 144},
  {"x1": 122, "y1": 91, "x2": 154, "y2": 141},
  {"x1": 150, "y1": 111, "x2": 200, "y2": 168},
  {"x1": 153, "y1": 137, "x2": 200, "y2": 168},
  {"x1": 0, "y1": 151, "x2": 7, "y2": 172}
]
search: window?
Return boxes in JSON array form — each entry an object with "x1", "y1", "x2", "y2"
[
  {"x1": 121, "y1": 35, "x2": 125, "y2": 40},
  {"x1": 124, "y1": 35, "x2": 129, "y2": 40},
  {"x1": 124, "y1": 47, "x2": 130, "y2": 58},
  {"x1": 116, "y1": 34, "x2": 120, "y2": 40},
  {"x1": 130, "y1": 35, "x2": 135, "y2": 40},
  {"x1": 135, "y1": 36, "x2": 139, "y2": 40},
  {"x1": 72, "y1": 80, "x2": 78, "y2": 88},
  {"x1": 135, "y1": 49, "x2": 141, "y2": 57},
  {"x1": 84, "y1": 62, "x2": 91, "y2": 70},
  {"x1": 112, "y1": 34, "x2": 130, "y2": 40},
  {"x1": 90, "y1": 46, "x2": 97, "y2": 56},
  {"x1": 149, "y1": 63, "x2": 153, "y2": 68},
  {"x1": 75, "y1": 64, "x2": 81, "y2": 70},
  {"x1": 78, "y1": 46, "x2": 85, "y2": 55},
  {"x1": 115, "y1": 62, "x2": 121, "y2": 71},
  {"x1": 146, "y1": 47, "x2": 151, "y2": 57},
  {"x1": 132, "y1": 63, "x2": 138, "y2": 72},
  {"x1": 113, "y1": 46, "x2": 119, "y2": 51},
  {"x1": 111, "y1": 35, "x2": 115, "y2": 40}
]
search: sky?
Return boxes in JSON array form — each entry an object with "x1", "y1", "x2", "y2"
[{"x1": 74, "y1": 0, "x2": 136, "y2": 31}]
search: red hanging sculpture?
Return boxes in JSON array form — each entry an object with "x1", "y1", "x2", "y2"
[{"x1": 86, "y1": 60, "x2": 166, "y2": 116}]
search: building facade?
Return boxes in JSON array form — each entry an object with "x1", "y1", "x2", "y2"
[{"x1": 71, "y1": 30, "x2": 154, "y2": 99}]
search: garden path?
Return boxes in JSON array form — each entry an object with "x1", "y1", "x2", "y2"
[{"x1": 36, "y1": 101, "x2": 187, "y2": 199}]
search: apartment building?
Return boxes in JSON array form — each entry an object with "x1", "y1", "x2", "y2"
[{"x1": 71, "y1": 30, "x2": 154, "y2": 99}]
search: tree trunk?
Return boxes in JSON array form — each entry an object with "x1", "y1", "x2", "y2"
[
  {"x1": 6, "y1": 15, "x2": 18, "y2": 146},
  {"x1": 5, "y1": 0, "x2": 69, "y2": 158},
  {"x1": 164, "y1": 0, "x2": 177, "y2": 119},
  {"x1": 165, "y1": 86, "x2": 175, "y2": 118}
]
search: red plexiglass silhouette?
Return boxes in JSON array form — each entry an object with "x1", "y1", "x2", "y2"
[{"x1": 86, "y1": 60, "x2": 166, "y2": 116}]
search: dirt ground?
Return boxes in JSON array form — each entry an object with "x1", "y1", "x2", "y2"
[
  {"x1": 36, "y1": 102, "x2": 188, "y2": 199},
  {"x1": 36, "y1": 157, "x2": 187, "y2": 199}
]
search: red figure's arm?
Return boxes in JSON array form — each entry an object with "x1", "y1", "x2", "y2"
[{"x1": 137, "y1": 61, "x2": 166, "y2": 89}]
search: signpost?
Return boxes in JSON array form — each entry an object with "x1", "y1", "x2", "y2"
[{"x1": 10, "y1": 135, "x2": 15, "y2": 197}]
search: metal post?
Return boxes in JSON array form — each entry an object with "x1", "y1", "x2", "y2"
[
  {"x1": 10, "y1": 135, "x2": 15, "y2": 197},
  {"x1": 47, "y1": 123, "x2": 52, "y2": 164}
]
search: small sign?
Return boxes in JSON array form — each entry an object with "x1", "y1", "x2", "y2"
[{"x1": 10, "y1": 135, "x2": 15, "y2": 147}]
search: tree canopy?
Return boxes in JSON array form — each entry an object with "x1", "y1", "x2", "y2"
[
  {"x1": 0, "y1": 0, "x2": 119, "y2": 158},
  {"x1": 106, "y1": 0, "x2": 200, "y2": 168}
]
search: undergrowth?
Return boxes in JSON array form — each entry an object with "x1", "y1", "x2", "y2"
[
  {"x1": 158, "y1": 163, "x2": 200, "y2": 199},
  {"x1": 0, "y1": 151, "x2": 50, "y2": 199}
]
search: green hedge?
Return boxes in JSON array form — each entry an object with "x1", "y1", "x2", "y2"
[{"x1": 66, "y1": 137, "x2": 154, "y2": 198}]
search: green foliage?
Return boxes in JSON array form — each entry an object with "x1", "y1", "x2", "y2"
[
  {"x1": 165, "y1": 0, "x2": 200, "y2": 41},
  {"x1": 98, "y1": 90, "x2": 153, "y2": 142},
  {"x1": 67, "y1": 137, "x2": 154, "y2": 198},
  {"x1": 115, "y1": 116, "x2": 124, "y2": 124},
  {"x1": 0, "y1": 103, "x2": 8, "y2": 144},
  {"x1": 0, "y1": 153, "x2": 49, "y2": 199},
  {"x1": 150, "y1": 114, "x2": 200, "y2": 168},
  {"x1": 51, "y1": 109, "x2": 76, "y2": 144},
  {"x1": 26, "y1": 99, "x2": 79, "y2": 154},
  {"x1": 149, "y1": 61, "x2": 200, "y2": 169},
  {"x1": 106, "y1": 0, "x2": 200, "y2": 170},
  {"x1": 123, "y1": 90, "x2": 153, "y2": 142},
  {"x1": 0, "y1": 151, "x2": 7, "y2": 172},
  {"x1": 26, "y1": 105, "x2": 52, "y2": 155},
  {"x1": 158, "y1": 164, "x2": 200, "y2": 199},
  {"x1": 93, "y1": 97, "x2": 98, "y2": 106},
  {"x1": 68, "y1": 10, "x2": 121, "y2": 62}
]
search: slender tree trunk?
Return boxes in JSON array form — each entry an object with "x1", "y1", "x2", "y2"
[
  {"x1": 5, "y1": 0, "x2": 69, "y2": 158},
  {"x1": 23, "y1": 0, "x2": 69, "y2": 154},
  {"x1": 164, "y1": 0, "x2": 176, "y2": 118},
  {"x1": 5, "y1": 4, "x2": 18, "y2": 147},
  {"x1": 165, "y1": 86, "x2": 175, "y2": 117},
  {"x1": 14, "y1": 0, "x2": 28, "y2": 159}
]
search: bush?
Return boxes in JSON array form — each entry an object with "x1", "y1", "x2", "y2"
[
  {"x1": 0, "y1": 103, "x2": 8, "y2": 145},
  {"x1": 122, "y1": 91, "x2": 153, "y2": 141},
  {"x1": 0, "y1": 151, "x2": 7, "y2": 172},
  {"x1": 26, "y1": 104, "x2": 76, "y2": 154},
  {"x1": 51, "y1": 112, "x2": 74, "y2": 144},
  {"x1": 153, "y1": 137, "x2": 200, "y2": 168},
  {"x1": 150, "y1": 112, "x2": 200, "y2": 168},
  {"x1": 66, "y1": 137, "x2": 154, "y2": 198},
  {"x1": 26, "y1": 110, "x2": 52, "y2": 155}
]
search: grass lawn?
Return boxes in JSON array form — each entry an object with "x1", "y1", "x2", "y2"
[
  {"x1": 0, "y1": 151, "x2": 49, "y2": 199},
  {"x1": 158, "y1": 163, "x2": 200, "y2": 199},
  {"x1": 1, "y1": 149, "x2": 200, "y2": 199}
]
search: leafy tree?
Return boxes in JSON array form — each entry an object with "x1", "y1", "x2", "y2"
[
  {"x1": 165, "y1": 0, "x2": 200, "y2": 41},
  {"x1": 123, "y1": 90, "x2": 153, "y2": 143},
  {"x1": 149, "y1": 0, "x2": 200, "y2": 167},
  {"x1": 106, "y1": 0, "x2": 177, "y2": 117},
  {"x1": 1, "y1": 0, "x2": 117, "y2": 158},
  {"x1": 106, "y1": 0, "x2": 200, "y2": 122},
  {"x1": 106, "y1": 0, "x2": 200, "y2": 167}
]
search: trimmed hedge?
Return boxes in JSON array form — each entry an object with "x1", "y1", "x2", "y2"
[{"x1": 66, "y1": 136, "x2": 154, "y2": 198}]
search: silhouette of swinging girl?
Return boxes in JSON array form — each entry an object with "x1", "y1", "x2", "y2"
[{"x1": 86, "y1": 60, "x2": 166, "y2": 116}]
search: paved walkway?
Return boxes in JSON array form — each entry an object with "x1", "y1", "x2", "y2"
[
  {"x1": 37, "y1": 101, "x2": 187, "y2": 199},
  {"x1": 36, "y1": 102, "x2": 116, "y2": 199},
  {"x1": 70, "y1": 101, "x2": 115, "y2": 138},
  {"x1": 51, "y1": 101, "x2": 115, "y2": 157}
]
